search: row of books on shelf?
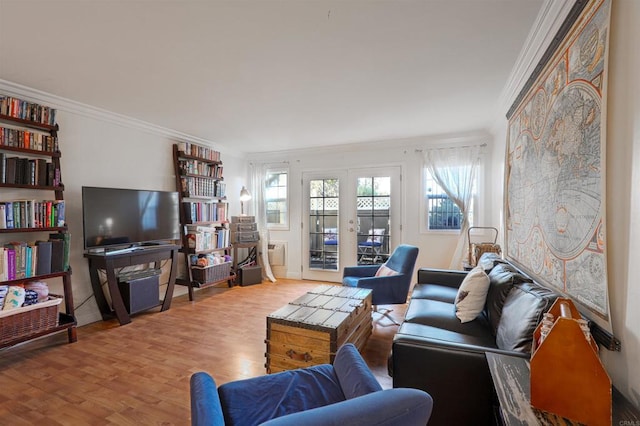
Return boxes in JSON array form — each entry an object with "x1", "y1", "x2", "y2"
[
  {"x1": 0, "y1": 200, "x2": 65, "y2": 229},
  {"x1": 0, "y1": 233, "x2": 70, "y2": 281},
  {"x1": 178, "y1": 159, "x2": 223, "y2": 178},
  {"x1": 182, "y1": 201, "x2": 227, "y2": 223},
  {"x1": 176, "y1": 142, "x2": 220, "y2": 162},
  {"x1": 185, "y1": 224, "x2": 231, "y2": 251},
  {"x1": 180, "y1": 177, "x2": 226, "y2": 198},
  {"x1": 0, "y1": 95, "x2": 57, "y2": 126},
  {"x1": 0, "y1": 154, "x2": 60, "y2": 186},
  {"x1": 1, "y1": 126, "x2": 58, "y2": 152}
]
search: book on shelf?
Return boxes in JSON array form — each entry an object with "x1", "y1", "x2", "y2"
[
  {"x1": 6, "y1": 248, "x2": 16, "y2": 281},
  {"x1": 175, "y1": 142, "x2": 220, "y2": 162},
  {"x1": 35, "y1": 241, "x2": 52, "y2": 275},
  {"x1": 4, "y1": 242, "x2": 26, "y2": 279},
  {"x1": 0, "y1": 199, "x2": 65, "y2": 229},
  {"x1": 182, "y1": 200, "x2": 228, "y2": 223},
  {"x1": 49, "y1": 239, "x2": 64, "y2": 273},
  {"x1": 49, "y1": 232, "x2": 70, "y2": 271},
  {"x1": 0, "y1": 239, "x2": 65, "y2": 281},
  {"x1": 0, "y1": 95, "x2": 57, "y2": 126}
]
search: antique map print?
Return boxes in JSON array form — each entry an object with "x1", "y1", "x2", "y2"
[{"x1": 505, "y1": 0, "x2": 611, "y2": 319}]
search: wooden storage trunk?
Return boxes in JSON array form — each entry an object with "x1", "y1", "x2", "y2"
[{"x1": 265, "y1": 285, "x2": 372, "y2": 373}]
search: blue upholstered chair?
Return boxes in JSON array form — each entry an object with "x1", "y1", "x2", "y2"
[
  {"x1": 190, "y1": 343, "x2": 432, "y2": 426},
  {"x1": 342, "y1": 244, "x2": 419, "y2": 325}
]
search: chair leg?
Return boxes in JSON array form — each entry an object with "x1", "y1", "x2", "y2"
[{"x1": 372, "y1": 305, "x2": 401, "y2": 326}]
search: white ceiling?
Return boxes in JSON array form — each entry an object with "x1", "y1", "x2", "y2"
[{"x1": 0, "y1": 0, "x2": 544, "y2": 153}]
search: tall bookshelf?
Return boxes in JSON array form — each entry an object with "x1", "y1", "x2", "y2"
[
  {"x1": 172, "y1": 143, "x2": 232, "y2": 300},
  {"x1": 0, "y1": 95, "x2": 77, "y2": 349}
]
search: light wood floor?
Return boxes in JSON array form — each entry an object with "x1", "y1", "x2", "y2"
[{"x1": 0, "y1": 279, "x2": 406, "y2": 425}]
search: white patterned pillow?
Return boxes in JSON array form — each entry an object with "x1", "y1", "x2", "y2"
[
  {"x1": 375, "y1": 263, "x2": 399, "y2": 277},
  {"x1": 455, "y1": 266, "x2": 490, "y2": 323},
  {"x1": 3, "y1": 286, "x2": 26, "y2": 310}
]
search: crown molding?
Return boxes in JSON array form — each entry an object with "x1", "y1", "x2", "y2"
[
  {"x1": 498, "y1": 0, "x2": 579, "y2": 116},
  {"x1": 247, "y1": 129, "x2": 493, "y2": 163},
  {"x1": 0, "y1": 78, "x2": 241, "y2": 155}
]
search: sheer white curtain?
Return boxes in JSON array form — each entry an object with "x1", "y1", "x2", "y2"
[
  {"x1": 423, "y1": 145, "x2": 483, "y2": 269},
  {"x1": 250, "y1": 162, "x2": 276, "y2": 282}
]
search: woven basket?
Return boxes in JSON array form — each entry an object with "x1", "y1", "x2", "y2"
[
  {"x1": 0, "y1": 294, "x2": 62, "y2": 344},
  {"x1": 192, "y1": 262, "x2": 232, "y2": 284},
  {"x1": 471, "y1": 243, "x2": 502, "y2": 267}
]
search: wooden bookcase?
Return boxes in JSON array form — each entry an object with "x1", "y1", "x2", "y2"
[
  {"x1": 172, "y1": 143, "x2": 232, "y2": 300},
  {"x1": 0, "y1": 96, "x2": 77, "y2": 348}
]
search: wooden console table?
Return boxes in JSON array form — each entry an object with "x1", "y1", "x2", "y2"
[
  {"x1": 85, "y1": 245, "x2": 179, "y2": 326},
  {"x1": 487, "y1": 352, "x2": 640, "y2": 425}
]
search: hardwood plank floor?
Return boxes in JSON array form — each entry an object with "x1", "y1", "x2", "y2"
[{"x1": 0, "y1": 279, "x2": 406, "y2": 425}]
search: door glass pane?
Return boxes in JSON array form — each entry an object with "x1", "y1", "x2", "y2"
[
  {"x1": 309, "y1": 179, "x2": 339, "y2": 270},
  {"x1": 357, "y1": 176, "x2": 390, "y2": 265}
]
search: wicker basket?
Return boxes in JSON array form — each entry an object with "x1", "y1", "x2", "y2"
[
  {"x1": 192, "y1": 262, "x2": 232, "y2": 284},
  {"x1": 0, "y1": 294, "x2": 62, "y2": 344}
]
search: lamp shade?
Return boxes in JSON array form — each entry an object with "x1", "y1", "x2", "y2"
[{"x1": 240, "y1": 186, "x2": 252, "y2": 201}]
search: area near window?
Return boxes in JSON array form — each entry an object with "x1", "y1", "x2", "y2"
[
  {"x1": 265, "y1": 169, "x2": 288, "y2": 229},
  {"x1": 424, "y1": 168, "x2": 476, "y2": 231}
]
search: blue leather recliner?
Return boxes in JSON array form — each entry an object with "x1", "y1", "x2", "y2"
[{"x1": 190, "y1": 343, "x2": 432, "y2": 426}]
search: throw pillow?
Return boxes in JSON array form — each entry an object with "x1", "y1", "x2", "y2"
[
  {"x1": 375, "y1": 263, "x2": 399, "y2": 277},
  {"x1": 455, "y1": 266, "x2": 490, "y2": 323},
  {"x1": 3, "y1": 286, "x2": 26, "y2": 310}
]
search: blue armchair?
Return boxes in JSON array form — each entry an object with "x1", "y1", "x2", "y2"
[
  {"x1": 342, "y1": 244, "x2": 419, "y2": 325},
  {"x1": 190, "y1": 343, "x2": 432, "y2": 426}
]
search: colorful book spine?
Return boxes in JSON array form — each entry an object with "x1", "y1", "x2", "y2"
[{"x1": 6, "y1": 249, "x2": 15, "y2": 280}]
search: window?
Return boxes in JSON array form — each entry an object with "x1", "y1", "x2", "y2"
[
  {"x1": 425, "y1": 169, "x2": 475, "y2": 231},
  {"x1": 265, "y1": 169, "x2": 288, "y2": 228}
]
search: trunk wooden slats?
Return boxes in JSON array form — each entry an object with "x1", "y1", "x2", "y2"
[{"x1": 265, "y1": 285, "x2": 373, "y2": 373}]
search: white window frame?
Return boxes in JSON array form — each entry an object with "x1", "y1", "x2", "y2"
[
  {"x1": 421, "y1": 165, "x2": 481, "y2": 233},
  {"x1": 265, "y1": 167, "x2": 289, "y2": 230}
]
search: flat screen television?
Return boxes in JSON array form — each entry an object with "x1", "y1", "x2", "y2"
[{"x1": 82, "y1": 186, "x2": 180, "y2": 252}]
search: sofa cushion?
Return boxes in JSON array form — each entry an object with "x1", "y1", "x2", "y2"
[
  {"x1": 395, "y1": 321, "x2": 499, "y2": 350},
  {"x1": 411, "y1": 283, "x2": 458, "y2": 303},
  {"x1": 218, "y1": 364, "x2": 345, "y2": 425},
  {"x1": 485, "y1": 263, "x2": 533, "y2": 335},
  {"x1": 476, "y1": 252, "x2": 505, "y2": 272},
  {"x1": 411, "y1": 284, "x2": 458, "y2": 303},
  {"x1": 404, "y1": 298, "x2": 492, "y2": 338},
  {"x1": 454, "y1": 267, "x2": 490, "y2": 323},
  {"x1": 496, "y1": 282, "x2": 559, "y2": 352}
]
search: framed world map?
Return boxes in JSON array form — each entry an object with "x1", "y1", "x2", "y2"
[{"x1": 505, "y1": 0, "x2": 611, "y2": 321}]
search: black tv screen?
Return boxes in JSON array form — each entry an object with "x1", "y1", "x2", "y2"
[{"x1": 82, "y1": 186, "x2": 180, "y2": 251}]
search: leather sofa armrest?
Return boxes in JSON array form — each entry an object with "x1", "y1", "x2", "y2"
[
  {"x1": 417, "y1": 268, "x2": 467, "y2": 289},
  {"x1": 390, "y1": 334, "x2": 528, "y2": 426}
]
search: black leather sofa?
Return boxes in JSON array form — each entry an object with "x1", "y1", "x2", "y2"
[{"x1": 389, "y1": 255, "x2": 561, "y2": 426}]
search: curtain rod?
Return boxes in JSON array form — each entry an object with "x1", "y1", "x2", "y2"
[
  {"x1": 414, "y1": 143, "x2": 487, "y2": 153},
  {"x1": 249, "y1": 160, "x2": 290, "y2": 166}
]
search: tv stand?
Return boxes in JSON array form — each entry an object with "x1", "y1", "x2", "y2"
[
  {"x1": 104, "y1": 246, "x2": 140, "y2": 256},
  {"x1": 85, "y1": 244, "x2": 179, "y2": 325}
]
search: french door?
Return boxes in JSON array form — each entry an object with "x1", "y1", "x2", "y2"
[{"x1": 302, "y1": 167, "x2": 401, "y2": 282}]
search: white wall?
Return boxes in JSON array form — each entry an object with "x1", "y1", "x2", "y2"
[{"x1": 598, "y1": 0, "x2": 640, "y2": 408}]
